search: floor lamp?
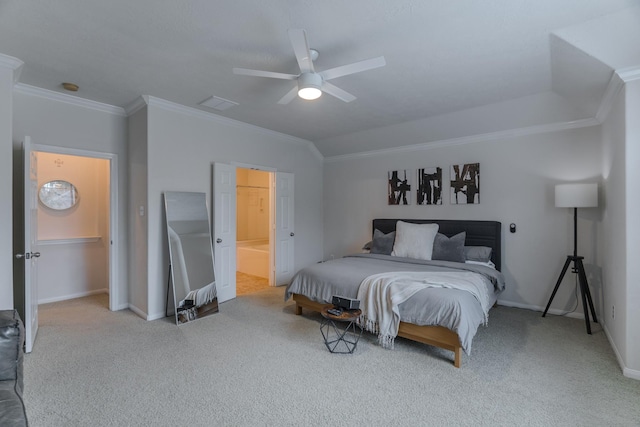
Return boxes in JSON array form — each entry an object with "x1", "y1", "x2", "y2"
[{"x1": 542, "y1": 183, "x2": 599, "y2": 334}]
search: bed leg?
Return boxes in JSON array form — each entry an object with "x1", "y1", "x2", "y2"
[
  {"x1": 454, "y1": 347, "x2": 462, "y2": 368},
  {"x1": 295, "y1": 304, "x2": 302, "y2": 315}
]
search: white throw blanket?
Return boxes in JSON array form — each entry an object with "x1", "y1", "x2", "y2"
[{"x1": 356, "y1": 271, "x2": 491, "y2": 349}]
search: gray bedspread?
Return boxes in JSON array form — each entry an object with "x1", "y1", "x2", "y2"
[{"x1": 285, "y1": 253, "x2": 505, "y2": 354}]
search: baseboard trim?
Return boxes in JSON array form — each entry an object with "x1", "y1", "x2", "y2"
[
  {"x1": 115, "y1": 303, "x2": 129, "y2": 311},
  {"x1": 602, "y1": 323, "x2": 640, "y2": 381},
  {"x1": 623, "y1": 367, "x2": 640, "y2": 380},
  {"x1": 127, "y1": 303, "x2": 168, "y2": 321},
  {"x1": 127, "y1": 304, "x2": 147, "y2": 320},
  {"x1": 147, "y1": 311, "x2": 167, "y2": 321},
  {"x1": 502, "y1": 299, "x2": 640, "y2": 381},
  {"x1": 496, "y1": 299, "x2": 585, "y2": 320},
  {"x1": 38, "y1": 289, "x2": 108, "y2": 305}
]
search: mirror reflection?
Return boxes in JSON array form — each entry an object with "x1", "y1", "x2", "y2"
[{"x1": 164, "y1": 191, "x2": 218, "y2": 324}]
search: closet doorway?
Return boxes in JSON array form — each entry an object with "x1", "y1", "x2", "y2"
[
  {"x1": 35, "y1": 151, "x2": 112, "y2": 306},
  {"x1": 17, "y1": 140, "x2": 119, "y2": 352},
  {"x1": 235, "y1": 167, "x2": 273, "y2": 295}
]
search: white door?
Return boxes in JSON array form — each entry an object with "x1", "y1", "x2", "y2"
[
  {"x1": 18, "y1": 137, "x2": 40, "y2": 353},
  {"x1": 275, "y1": 172, "x2": 295, "y2": 285},
  {"x1": 213, "y1": 163, "x2": 236, "y2": 302}
]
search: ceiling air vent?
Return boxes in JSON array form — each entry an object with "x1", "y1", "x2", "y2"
[{"x1": 199, "y1": 95, "x2": 238, "y2": 111}]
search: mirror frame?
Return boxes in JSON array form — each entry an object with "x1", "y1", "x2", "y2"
[
  {"x1": 164, "y1": 191, "x2": 219, "y2": 324},
  {"x1": 39, "y1": 180, "x2": 79, "y2": 210}
]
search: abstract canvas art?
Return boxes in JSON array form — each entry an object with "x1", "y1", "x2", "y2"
[
  {"x1": 388, "y1": 170, "x2": 411, "y2": 205},
  {"x1": 416, "y1": 167, "x2": 442, "y2": 205},
  {"x1": 450, "y1": 163, "x2": 480, "y2": 204}
]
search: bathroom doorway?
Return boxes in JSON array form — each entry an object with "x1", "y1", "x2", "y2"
[{"x1": 235, "y1": 167, "x2": 273, "y2": 295}]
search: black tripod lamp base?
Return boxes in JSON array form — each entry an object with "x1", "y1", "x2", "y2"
[{"x1": 542, "y1": 255, "x2": 598, "y2": 334}]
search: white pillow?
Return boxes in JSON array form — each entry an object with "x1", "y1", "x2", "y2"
[{"x1": 391, "y1": 221, "x2": 439, "y2": 260}]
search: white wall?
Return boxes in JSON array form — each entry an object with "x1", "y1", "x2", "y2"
[
  {"x1": 0, "y1": 57, "x2": 20, "y2": 311},
  {"x1": 601, "y1": 75, "x2": 640, "y2": 378},
  {"x1": 12, "y1": 89, "x2": 129, "y2": 309},
  {"x1": 127, "y1": 106, "x2": 149, "y2": 316},
  {"x1": 624, "y1": 79, "x2": 640, "y2": 373},
  {"x1": 37, "y1": 153, "x2": 105, "y2": 240},
  {"x1": 137, "y1": 98, "x2": 323, "y2": 319},
  {"x1": 601, "y1": 79, "x2": 627, "y2": 371},
  {"x1": 324, "y1": 126, "x2": 603, "y2": 315}
]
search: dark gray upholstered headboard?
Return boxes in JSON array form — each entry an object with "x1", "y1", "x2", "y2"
[{"x1": 372, "y1": 219, "x2": 502, "y2": 271}]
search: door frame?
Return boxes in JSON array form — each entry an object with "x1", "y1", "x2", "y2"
[
  {"x1": 225, "y1": 162, "x2": 295, "y2": 286},
  {"x1": 232, "y1": 162, "x2": 277, "y2": 287},
  {"x1": 31, "y1": 144, "x2": 119, "y2": 311}
]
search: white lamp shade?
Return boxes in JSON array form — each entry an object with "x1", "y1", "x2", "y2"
[{"x1": 555, "y1": 183, "x2": 598, "y2": 208}]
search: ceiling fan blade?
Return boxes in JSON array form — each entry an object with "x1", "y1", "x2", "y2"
[
  {"x1": 321, "y1": 81, "x2": 356, "y2": 103},
  {"x1": 288, "y1": 29, "x2": 315, "y2": 73},
  {"x1": 277, "y1": 86, "x2": 298, "y2": 105},
  {"x1": 319, "y1": 56, "x2": 386, "y2": 81},
  {"x1": 233, "y1": 67, "x2": 298, "y2": 80}
]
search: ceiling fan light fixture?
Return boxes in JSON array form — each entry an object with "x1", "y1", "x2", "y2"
[{"x1": 297, "y1": 72, "x2": 322, "y2": 100}]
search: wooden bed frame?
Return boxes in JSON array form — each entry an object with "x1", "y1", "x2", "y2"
[
  {"x1": 291, "y1": 218, "x2": 502, "y2": 368},
  {"x1": 293, "y1": 294, "x2": 464, "y2": 367}
]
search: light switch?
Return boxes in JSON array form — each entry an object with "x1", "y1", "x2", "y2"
[{"x1": 139, "y1": 206, "x2": 145, "y2": 216}]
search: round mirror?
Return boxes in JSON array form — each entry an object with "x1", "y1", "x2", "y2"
[{"x1": 39, "y1": 180, "x2": 79, "y2": 210}]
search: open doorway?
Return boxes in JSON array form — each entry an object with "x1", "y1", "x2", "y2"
[
  {"x1": 15, "y1": 139, "x2": 119, "y2": 352},
  {"x1": 235, "y1": 167, "x2": 273, "y2": 295},
  {"x1": 35, "y1": 151, "x2": 111, "y2": 306}
]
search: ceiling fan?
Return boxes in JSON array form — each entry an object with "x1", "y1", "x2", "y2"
[{"x1": 233, "y1": 29, "x2": 386, "y2": 104}]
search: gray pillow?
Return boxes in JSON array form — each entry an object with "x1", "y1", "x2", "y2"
[
  {"x1": 370, "y1": 229, "x2": 395, "y2": 255},
  {"x1": 432, "y1": 232, "x2": 466, "y2": 263},
  {"x1": 464, "y1": 246, "x2": 492, "y2": 263}
]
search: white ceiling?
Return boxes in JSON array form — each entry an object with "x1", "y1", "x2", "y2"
[{"x1": 1, "y1": 0, "x2": 639, "y2": 157}]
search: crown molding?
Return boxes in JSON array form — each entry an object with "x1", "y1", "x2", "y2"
[
  {"x1": 594, "y1": 66, "x2": 640, "y2": 122},
  {"x1": 14, "y1": 83, "x2": 127, "y2": 116},
  {"x1": 124, "y1": 95, "x2": 148, "y2": 115},
  {"x1": 324, "y1": 117, "x2": 599, "y2": 163},
  {"x1": 617, "y1": 65, "x2": 640, "y2": 83},
  {"x1": 143, "y1": 95, "x2": 324, "y2": 162},
  {"x1": 596, "y1": 72, "x2": 625, "y2": 122},
  {"x1": 0, "y1": 53, "x2": 24, "y2": 83}
]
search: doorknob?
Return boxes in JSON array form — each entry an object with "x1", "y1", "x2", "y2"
[
  {"x1": 216, "y1": 238, "x2": 222, "y2": 243},
  {"x1": 290, "y1": 232, "x2": 295, "y2": 237},
  {"x1": 15, "y1": 252, "x2": 40, "y2": 259}
]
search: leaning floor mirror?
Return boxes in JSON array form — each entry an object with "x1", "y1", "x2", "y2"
[{"x1": 164, "y1": 191, "x2": 219, "y2": 324}]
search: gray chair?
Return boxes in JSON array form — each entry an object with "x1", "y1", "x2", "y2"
[{"x1": 0, "y1": 310, "x2": 28, "y2": 426}]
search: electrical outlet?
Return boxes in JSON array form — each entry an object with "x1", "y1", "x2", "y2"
[{"x1": 612, "y1": 305, "x2": 615, "y2": 319}]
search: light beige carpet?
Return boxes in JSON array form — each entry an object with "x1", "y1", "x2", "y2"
[{"x1": 23, "y1": 288, "x2": 640, "y2": 426}]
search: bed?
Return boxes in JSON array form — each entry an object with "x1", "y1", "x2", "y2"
[{"x1": 285, "y1": 219, "x2": 504, "y2": 367}]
